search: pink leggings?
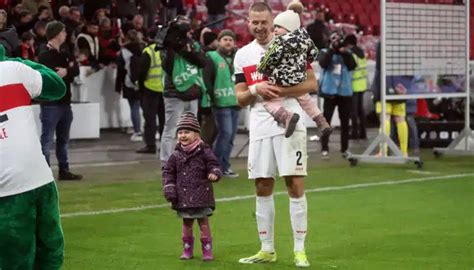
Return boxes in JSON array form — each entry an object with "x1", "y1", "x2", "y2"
[
  {"x1": 182, "y1": 218, "x2": 211, "y2": 240},
  {"x1": 264, "y1": 94, "x2": 322, "y2": 119}
]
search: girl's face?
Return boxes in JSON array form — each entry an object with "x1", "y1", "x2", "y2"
[
  {"x1": 177, "y1": 130, "x2": 199, "y2": 146},
  {"x1": 274, "y1": 25, "x2": 289, "y2": 36}
]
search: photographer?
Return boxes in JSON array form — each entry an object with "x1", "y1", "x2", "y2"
[
  {"x1": 318, "y1": 30, "x2": 356, "y2": 159},
  {"x1": 158, "y1": 15, "x2": 208, "y2": 165}
]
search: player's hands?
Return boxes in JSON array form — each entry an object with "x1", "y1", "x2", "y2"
[
  {"x1": 256, "y1": 81, "x2": 281, "y2": 100},
  {"x1": 55, "y1": 67, "x2": 67, "y2": 78},
  {"x1": 208, "y1": 173, "x2": 218, "y2": 182}
]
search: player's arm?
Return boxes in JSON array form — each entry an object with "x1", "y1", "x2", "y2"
[
  {"x1": 235, "y1": 80, "x2": 256, "y2": 107},
  {"x1": 236, "y1": 78, "x2": 282, "y2": 106},
  {"x1": 278, "y1": 70, "x2": 318, "y2": 98}
]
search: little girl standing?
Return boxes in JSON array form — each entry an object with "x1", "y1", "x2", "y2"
[{"x1": 162, "y1": 112, "x2": 222, "y2": 261}]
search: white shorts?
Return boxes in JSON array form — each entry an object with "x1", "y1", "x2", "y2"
[{"x1": 248, "y1": 131, "x2": 307, "y2": 179}]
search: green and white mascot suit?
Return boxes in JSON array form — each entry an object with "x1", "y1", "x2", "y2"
[{"x1": 0, "y1": 44, "x2": 66, "y2": 269}]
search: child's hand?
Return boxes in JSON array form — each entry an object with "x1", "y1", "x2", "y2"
[{"x1": 208, "y1": 173, "x2": 218, "y2": 182}]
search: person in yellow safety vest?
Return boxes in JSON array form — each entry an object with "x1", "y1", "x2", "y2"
[
  {"x1": 136, "y1": 39, "x2": 165, "y2": 154},
  {"x1": 344, "y1": 34, "x2": 368, "y2": 140}
]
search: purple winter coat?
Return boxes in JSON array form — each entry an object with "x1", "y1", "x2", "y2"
[{"x1": 162, "y1": 141, "x2": 222, "y2": 211}]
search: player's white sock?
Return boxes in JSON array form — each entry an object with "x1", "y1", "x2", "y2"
[
  {"x1": 290, "y1": 194, "x2": 307, "y2": 252},
  {"x1": 256, "y1": 195, "x2": 275, "y2": 253}
]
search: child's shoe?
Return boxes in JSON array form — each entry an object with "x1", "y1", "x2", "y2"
[
  {"x1": 313, "y1": 113, "x2": 332, "y2": 137},
  {"x1": 201, "y1": 238, "x2": 213, "y2": 261},
  {"x1": 274, "y1": 107, "x2": 300, "y2": 137},
  {"x1": 180, "y1": 236, "x2": 194, "y2": 260},
  {"x1": 285, "y1": 113, "x2": 300, "y2": 138}
]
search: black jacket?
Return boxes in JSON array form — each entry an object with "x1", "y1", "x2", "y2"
[
  {"x1": 318, "y1": 47, "x2": 357, "y2": 71},
  {"x1": 38, "y1": 45, "x2": 79, "y2": 105},
  {"x1": 206, "y1": 0, "x2": 229, "y2": 14},
  {"x1": 306, "y1": 19, "x2": 329, "y2": 50},
  {"x1": 116, "y1": 42, "x2": 144, "y2": 100}
]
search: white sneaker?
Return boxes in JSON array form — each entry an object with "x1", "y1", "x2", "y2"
[
  {"x1": 321, "y1": 151, "x2": 329, "y2": 159},
  {"x1": 130, "y1": 133, "x2": 143, "y2": 142}
]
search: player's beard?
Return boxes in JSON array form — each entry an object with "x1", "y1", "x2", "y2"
[{"x1": 253, "y1": 28, "x2": 270, "y2": 43}]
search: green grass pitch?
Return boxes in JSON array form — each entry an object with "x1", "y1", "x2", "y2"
[{"x1": 58, "y1": 153, "x2": 474, "y2": 269}]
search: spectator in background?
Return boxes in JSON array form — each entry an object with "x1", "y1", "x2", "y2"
[
  {"x1": 39, "y1": 20, "x2": 82, "y2": 180},
  {"x1": 318, "y1": 31, "x2": 357, "y2": 159},
  {"x1": 58, "y1": 5, "x2": 70, "y2": 22},
  {"x1": 205, "y1": 0, "x2": 228, "y2": 30},
  {"x1": 122, "y1": 14, "x2": 147, "y2": 41},
  {"x1": 204, "y1": 29, "x2": 239, "y2": 178},
  {"x1": 306, "y1": 7, "x2": 329, "y2": 50},
  {"x1": 76, "y1": 20, "x2": 100, "y2": 68},
  {"x1": 63, "y1": 6, "x2": 82, "y2": 56},
  {"x1": 15, "y1": 10, "x2": 34, "y2": 36},
  {"x1": 344, "y1": 34, "x2": 368, "y2": 140},
  {"x1": 93, "y1": 8, "x2": 107, "y2": 24},
  {"x1": 98, "y1": 17, "x2": 120, "y2": 64},
  {"x1": 7, "y1": 3, "x2": 22, "y2": 26},
  {"x1": 64, "y1": 6, "x2": 81, "y2": 33},
  {"x1": 36, "y1": 4, "x2": 52, "y2": 22},
  {"x1": 19, "y1": 30, "x2": 35, "y2": 60},
  {"x1": 136, "y1": 31, "x2": 165, "y2": 154},
  {"x1": 0, "y1": 9, "x2": 20, "y2": 56},
  {"x1": 21, "y1": 0, "x2": 52, "y2": 16},
  {"x1": 0, "y1": 9, "x2": 7, "y2": 31},
  {"x1": 116, "y1": 29, "x2": 145, "y2": 142},
  {"x1": 32, "y1": 20, "x2": 47, "y2": 54}
]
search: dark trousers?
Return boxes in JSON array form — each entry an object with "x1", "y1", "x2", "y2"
[
  {"x1": 321, "y1": 96, "x2": 352, "y2": 153},
  {"x1": 141, "y1": 90, "x2": 165, "y2": 148},
  {"x1": 200, "y1": 112, "x2": 217, "y2": 147},
  {"x1": 40, "y1": 104, "x2": 73, "y2": 172},
  {"x1": 351, "y1": 92, "x2": 367, "y2": 139}
]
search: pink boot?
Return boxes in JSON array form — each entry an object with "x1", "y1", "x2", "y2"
[
  {"x1": 313, "y1": 113, "x2": 332, "y2": 137},
  {"x1": 274, "y1": 107, "x2": 300, "y2": 138},
  {"x1": 201, "y1": 238, "x2": 213, "y2": 261},
  {"x1": 180, "y1": 236, "x2": 194, "y2": 260}
]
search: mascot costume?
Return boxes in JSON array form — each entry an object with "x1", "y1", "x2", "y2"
[{"x1": 0, "y1": 44, "x2": 66, "y2": 269}]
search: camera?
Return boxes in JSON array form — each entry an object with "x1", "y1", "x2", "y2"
[{"x1": 154, "y1": 15, "x2": 192, "y2": 50}]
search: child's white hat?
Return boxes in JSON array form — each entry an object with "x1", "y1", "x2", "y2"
[{"x1": 274, "y1": 10, "x2": 300, "y2": 32}]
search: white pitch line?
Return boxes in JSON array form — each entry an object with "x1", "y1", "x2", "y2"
[
  {"x1": 61, "y1": 173, "x2": 474, "y2": 218},
  {"x1": 406, "y1": 170, "x2": 440, "y2": 175},
  {"x1": 52, "y1": 161, "x2": 143, "y2": 170}
]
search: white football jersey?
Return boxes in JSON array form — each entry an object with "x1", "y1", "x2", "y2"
[{"x1": 234, "y1": 39, "x2": 306, "y2": 142}]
